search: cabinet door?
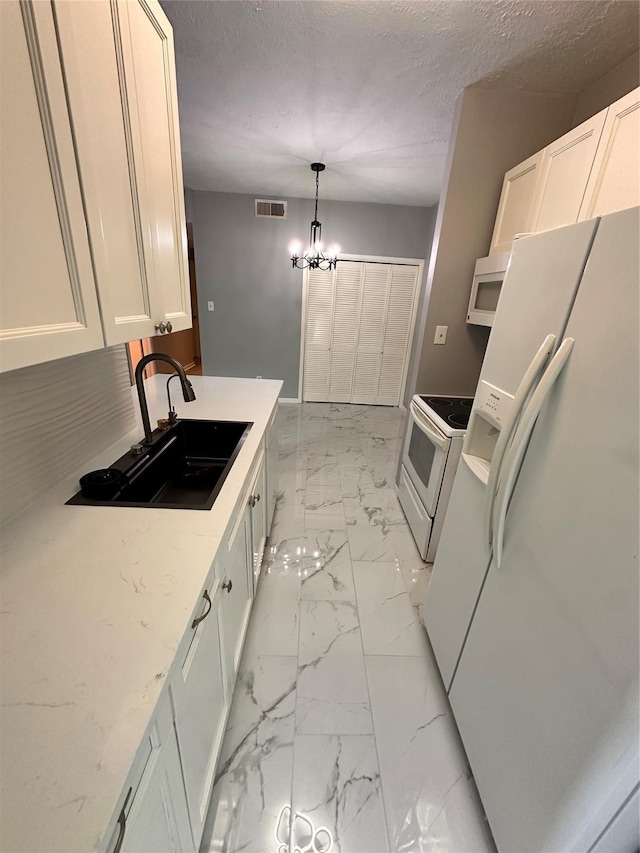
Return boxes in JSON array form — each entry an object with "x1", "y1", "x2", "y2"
[
  {"x1": 376, "y1": 264, "x2": 419, "y2": 406},
  {"x1": 118, "y1": 725, "x2": 194, "y2": 853},
  {"x1": 328, "y1": 263, "x2": 363, "y2": 402},
  {"x1": 265, "y1": 404, "x2": 279, "y2": 533},
  {"x1": 54, "y1": 0, "x2": 160, "y2": 345},
  {"x1": 579, "y1": 87, "x2": 640, "y2": 220},
  {"x1": 118, "y1": 0, "x2": 191, "y2": 333},
  {"x1": 171, "y1": 583, "x2": 227, "y2": 845},
  {"x1": 489, "y1": 150, "x2": 544, "y2": 254},
  {"x1": 249, "y1": 456, "x2": 267, "y2": 590},
  {"x1": 532, "y1": 109, "x2": 607, "y2": 233},
  {"x1": 351, "y1": 264, "x2": 390, "y2": 403},
  {"x1": 0, "y1": 0, "x2": 104, "y2": 373},
  {"x1": 303, "y1": 267, "x2": 335, "y2": 402},
  {"x1": 220, "y1": 505, "x2": 252, "y2": 689}
]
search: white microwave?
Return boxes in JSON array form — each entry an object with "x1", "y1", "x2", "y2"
[{"x1": 466, "y1": 251, "x2": 510, "y2": 327}]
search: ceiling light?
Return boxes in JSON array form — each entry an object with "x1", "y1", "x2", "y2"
[{"x1": 289, "y1": 163, "x2": 339, "y2": 271}]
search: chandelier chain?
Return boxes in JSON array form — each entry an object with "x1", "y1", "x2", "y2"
[{"x1": 289, "y1": 162, "x2": 339, "y2": 271}]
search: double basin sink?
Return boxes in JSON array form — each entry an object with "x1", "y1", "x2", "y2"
[{"x1": 68, "y1": 419, "x2": 252, "y2": 510}]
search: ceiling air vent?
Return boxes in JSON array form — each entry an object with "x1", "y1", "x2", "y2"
[{"x1": 255, "y1": 199, "x2": 287, "y2": 219}]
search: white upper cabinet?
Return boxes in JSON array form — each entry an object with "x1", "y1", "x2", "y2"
[
  {"x1": 531, "y1": 109, "x2": 607, "y2": 232},
  {"x1": 0, "y1": 0, "x2": 190, "y2": 372},
  {"x1": 579, "y1": 87, "x2": 640, "y2": 220},
  {"x1": 489, "y1": 87, "x2": 639, "y2": 256},
  {"x1": 119, "y1": 0, "x2": 191, "y2": 334},
  {"x1": 489, "y1": 151, "x2": 544, "y2": 255},
  {"x1": 54, "y1": 0, "x2": 157, "y2": 345},
  {"x1": 0, "y1": 1, "x2": 104, "y2": 373}
]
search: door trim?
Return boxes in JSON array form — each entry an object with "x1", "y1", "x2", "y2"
[{"x1": 298, "y1": 253, "x2": 424, "y2": 404}]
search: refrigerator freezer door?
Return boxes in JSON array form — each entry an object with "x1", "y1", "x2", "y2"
[
  {"x1": 478, "y1": 218, "x2": 598, "y2": 398},
  {"x1": 449, "y1": 207, "x2": 640, "y2": 853},
  {"x1": 421, "y1": 219, "x2": 598, "y2": 692}
]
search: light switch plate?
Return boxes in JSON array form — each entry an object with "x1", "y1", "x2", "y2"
[
  {"x1": 434, "y1": 325, "x2": 448, "y2": 345},
  {"x1": 207, "y1": 301, "x2": 214, "y2": 312}
]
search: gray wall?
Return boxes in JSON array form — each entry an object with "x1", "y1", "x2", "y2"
[
  {"x1": 414, "y1": 86, "x2": 578, "y2": 397},
  {"x1": 191, "y1": 191, "x2": 435, "y2": 398}
]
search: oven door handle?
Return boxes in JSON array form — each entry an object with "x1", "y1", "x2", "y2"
[
  {"x1": 409, "y1": 401, "x2": 449, "y2": 451},
  {"x1": 484, "y1": 334, "x2": 556, "y2": 551}
]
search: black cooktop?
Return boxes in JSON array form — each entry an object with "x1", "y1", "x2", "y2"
[{"x1": 419, "y1": 395, "x2": 473, "y2": 430}]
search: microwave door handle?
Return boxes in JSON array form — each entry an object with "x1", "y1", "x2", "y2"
[
  {"x1": 492, "y1": 337, "x2": 575, "y2": 569},
  {"x1": 409, "y1": 402, "x2": 448, "y2": 451},
  {"x1": 484, "y1": 333, "x2": 556, "y2": 551}
]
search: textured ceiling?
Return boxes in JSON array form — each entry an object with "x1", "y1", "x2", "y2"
[{"x1": 162, "y1": 0, "x2": 639, "y2": 206}]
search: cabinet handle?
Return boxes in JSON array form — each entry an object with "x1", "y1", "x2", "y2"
[
  {"x1": 114, "y1": 787, "x2": 132, "y2": 853},
  {"x1": 165, "y1": 321, "x2": 173, "y2": 333},
  {"x1": 191, "y1": 589, "x2": 212, "y2": 629},
  {"x1": 222, "y1": 580, "x2": 233, "y2": 593},
  {"x1": 155, "y1": 321, "x2": 167, "y2": 334},
  {"x1": 256, "y1": 493, "x2": 260, "y2": 502},
  {"x1": 249, "y1": 493, "x2": 260, "y2": 507}
]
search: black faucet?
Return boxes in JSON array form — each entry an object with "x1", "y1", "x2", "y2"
[{"x1": 134, "y1": 353, "x2": 196, "y2": 444}]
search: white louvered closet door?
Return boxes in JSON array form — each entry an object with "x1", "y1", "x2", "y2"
[
  {"x1": 376, "y1": 265, "x2": 419, "y2": 405},
  {"x1": 328, "y1": 263, "x2": 364, "y2": 402},
  {"x1": 302, "y1": 260, "x2": 420, "y2": 405},
  {"x1": 303, "y1": 267, "x2": 335, "y2": 401},
  {"x1": 351, "y1": 264, "x2": 391, "y2": 403}
]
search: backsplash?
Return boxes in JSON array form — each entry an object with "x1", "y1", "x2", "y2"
[{"x1": 0, "y1": 346, "x2": 136, "y2": 525}]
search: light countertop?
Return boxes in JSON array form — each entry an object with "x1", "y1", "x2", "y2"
[{"x1": 0, "y1": 375, "x2": 282, "y2": 853}]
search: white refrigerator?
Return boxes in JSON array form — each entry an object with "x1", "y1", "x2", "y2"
[{"x1": 422, "y1": 207, "x2": 639, "y2": 852}]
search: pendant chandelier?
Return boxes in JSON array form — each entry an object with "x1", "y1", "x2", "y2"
[{"x1": 289, "y1": 163, "x2": 340, "y2": 270}]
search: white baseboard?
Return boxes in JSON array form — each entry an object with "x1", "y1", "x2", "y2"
[{"x1": 278, "y1": 397, "x2": 301, "y2": 404}]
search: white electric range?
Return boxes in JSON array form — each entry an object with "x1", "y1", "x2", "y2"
[{"x1": 398, "y1": 394, "x2": 473, "y2": 562}]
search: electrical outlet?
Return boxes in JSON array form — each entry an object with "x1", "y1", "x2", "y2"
[
  {"x1": 207, "y1": 301, "x2": 214, "y2": 312},
  {"x1": 434, "y1": 325, "x2": 448, "y2": 345}
]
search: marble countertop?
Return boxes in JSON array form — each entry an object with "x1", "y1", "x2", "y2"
[{"x1": 0, "y1": 375, "x2": 282, "y2": 853}]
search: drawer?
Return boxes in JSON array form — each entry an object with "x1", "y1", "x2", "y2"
[{"x1": 398, "y1": 466, "x2": 432, "y2": 559}]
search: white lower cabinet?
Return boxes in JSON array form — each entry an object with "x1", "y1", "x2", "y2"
[
  {"x1": 265, "y1": 405, "x2": 279, "y2": 532},
  {"x1": 118, "y1": 730, "x2": 193, "y2": 853},
  {"x1": 248, "y1": 454, "x2": 267, "y2": 592},
  {"x1": 103, "y1": 424, "x2": 277, "y2": 853},
  {"x1": 171, "y1": 582, "x2": 227, "y2": 845},
  {"x1": 220, "y1": 502, "x2": 253, "y2": 690},
  {"x1": 106, "y1": 693, "x2": 193, "y2": 853}
]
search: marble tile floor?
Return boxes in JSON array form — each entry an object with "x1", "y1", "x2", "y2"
[{"x1": 201, "y1": 403, "x2": 495, "y2": 853}]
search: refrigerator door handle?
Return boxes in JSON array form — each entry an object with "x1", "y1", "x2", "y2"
[
  {"x1": 485, "y1": 334, "x2": 556, "y2": 550},
  {"x1": 492, "y1": 337, "x2": 575, "y2": 568}
]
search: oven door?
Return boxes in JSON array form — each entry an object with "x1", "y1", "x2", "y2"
[{"x1": 403, "y1": 400, "x2": 451, "y2": 516}]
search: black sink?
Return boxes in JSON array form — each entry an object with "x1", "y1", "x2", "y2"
[{"x1": 67, "y1": 419, "x2": 252, "y2": 510}]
